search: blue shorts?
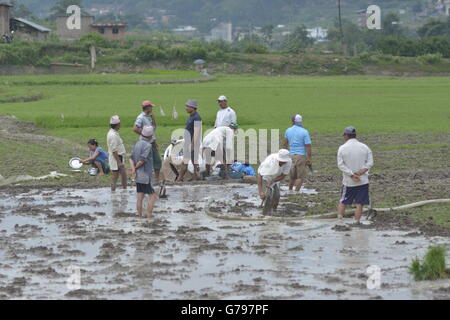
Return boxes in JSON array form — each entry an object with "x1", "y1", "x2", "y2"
[{"x1": 340, "y1": 184, "x2": 370, "y2": 205}]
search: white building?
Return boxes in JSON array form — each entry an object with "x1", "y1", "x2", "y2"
[
  {"x1": 307, "y1": 27, "x2": 327, "y2": 41},
  {"x1": 206, "y1": 23, "x2": 232, "y2": 42}
]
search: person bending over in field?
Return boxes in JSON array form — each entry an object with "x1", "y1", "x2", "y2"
[
  {"x1": 257, "y1": 149, "x2": 292, "y2": 214},
  {"x1": 81, "y1": 139, "x2": 110, "y2": 175},
  {"x1": 129, "y1": 126, "x2": 158, "y2": 218}
]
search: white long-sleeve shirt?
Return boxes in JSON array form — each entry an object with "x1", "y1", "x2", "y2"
[
  {"x1": 202, "y1": 127, "x2": 234, "y2": 152},
  {"x1": 337, "y1": 138, "x2": 374, "y2": 187},
  {"x1": 214, "y1": 107, "x2": 237, "y2": 128}
]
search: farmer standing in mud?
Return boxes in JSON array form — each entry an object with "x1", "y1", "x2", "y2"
[
  {"x1": 177, "y1": 99, "x2": 202, "y2": 182},
  {"x1": 337, "y1": 126, "x2": 374, "y2": 224},
  {"x1": 129, "y1": 126, "x2": 158, "y2": 218},
  {"x1": 257, "y1": 149, "x2": 292, "y2": 214},
  {"x1": 133, "y1": 101, "x2": 162, "y2": 184},
  {"x1": 214, "y1": 95, "x2": 237, "y2": 128},
  {"x1": 282, "y1": 114, "x2": 312, "y2": 193},
  {"x1": 107, "y1": 115, "x2": 128, "y2": 191}
]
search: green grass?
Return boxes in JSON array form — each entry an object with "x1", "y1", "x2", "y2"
[
  {"x1": 410, "y1": 246, "x2": 450, "y2": 281},
  {"x1": 0, "y1": 70, "x2": 203, "y2": 86},
  {"x1": 410, "y1": 204, "x2": 450, "y2": 229},
  {"x1": 1, "y1": 73, "x2": 449, "y2": 159}
]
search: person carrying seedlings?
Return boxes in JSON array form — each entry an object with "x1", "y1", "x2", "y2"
[
  {"x1": 281, "y1": 114, "x2": 312, "y2": 192},
  {"x1": 129, "y1": 126, "x2": 158, "y2": 218},
  {"x1": 81, "y1": 139, "x2": 110, "y2": 175},
  {"x1": 202, "y1": 122, "x2": 239, "y2": 178},
  {"x1": 257, "y1": 149, "x2": 292, "y2": 214},
  {"x1": 214, "y1": 95, "x2": 237, "y2": 128},
  {"x1": 133, "y1": 100, "x2": 162, "y2": 184},
  {"x1": 177, "y1": 99, "x2": 202, "y2": 182},
  {"x1": 107, "y1": 115, "x2": 127, "y2": 191},
  {"x1": 337, "y1": 126, "x2": 374, "y2": 225}
]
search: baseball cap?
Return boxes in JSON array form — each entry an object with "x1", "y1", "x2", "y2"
[
  {"x1": 292, "y1": 114, "x2": 303, "y2": 124},
  {"x1": 142, "y1": 126, "x2": 154, "y2": 137},
  {"x1": 142, "y1": 100, "x2": 156, "y2": 108},
  {"x1": 185, "y1": 99, "x2": 198, "y2": 108},
  {"x1": 110, "y1": 115, "x2": 120, "y2": 125},
  {"x1": 217, "y1": 95, "x2": 228, "y2": 101},
  {"x1": 343, "y1": 126, "x2": 356, "y2": 135},
  {"x1": 229, "y1": 122, "x2": 239, "y2": 129},
  {"x1": 277, "y1": 149, "x2": 291, "y2": 163}
]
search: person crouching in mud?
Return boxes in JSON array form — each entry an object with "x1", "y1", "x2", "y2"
[
  {"x1": 129, "y1": 126, "x2": 158, "y2": 218},
  {"x1": 257, "y1": 149, "x2": 292, "y2": 214},
  {"x1": 81, "y1": 139, "x2": 110, "y2": 175}
]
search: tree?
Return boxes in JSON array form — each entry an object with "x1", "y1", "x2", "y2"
[
  {"x1": 10, "y1": 0, "x2": 33, "y2": 19},
  {"x1": 418, "y1": 17, "x2": 450, "y2": 38},
  {"x1": 412, "y1": 1, "x2": 424, "y2": 15},
  {"x1": 261, "y1": 24, "x2": 274, "y2": 45},
  {"x1": 49, "y1": 0, "x2": 85, "y2": 20},
  {"x1": 383, "y1": 13, "x2": 403, "y2": 36},
  {"x1": 283, "y1": 25, "x2": 314, "y2": 54}
]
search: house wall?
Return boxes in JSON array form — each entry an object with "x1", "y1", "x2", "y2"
[
  {"x1": 15, "y1": 27, "x2": 48, "y2": 41},
  {"x1": 93, "y1": 26, "x2": 126, "y2": 40},
  {"x1": 0, "y1": 4, "x2": 11, "y2": 36},
  {"x1": 56, "y1": 16, "x2": 94, "y2": 40}
]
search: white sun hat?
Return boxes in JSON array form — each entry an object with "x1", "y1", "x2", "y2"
[
  {"x1": 142, "y1": 125, "x2": 154, "y2": 137},
  {"x1": 217, "y1": 95, "x2": 228, "y2": 101},
  {"x1": 110, "y1": 115, "x2": 121, "y2": 125},
  {"x1": 277, "y1": 149, "x2": 291, "y2": 162}
]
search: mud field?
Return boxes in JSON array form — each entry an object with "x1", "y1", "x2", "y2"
[{"x1": 0, "y1": 183, "x2": 449, "y2": 300}]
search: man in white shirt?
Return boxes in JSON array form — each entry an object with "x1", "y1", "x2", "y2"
[
  {"x1": 337, "y1": 126, "x2": 374, "y2": 224},
  {"x1": 214, "y1": 95, "x2": 237, "y2": 128},
  {"x1": 202, "y1": 122, "x2": 238, "y2": 178},
  {"x1": 257, "y1": 149, "x2": 292, "y2": 213},
  {"x1": 107, "y1": 115, "x2": 128, "y2": 191}
]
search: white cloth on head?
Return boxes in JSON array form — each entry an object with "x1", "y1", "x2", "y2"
[
  {"x1": 202, "y1": 126, "x2": 234, "y2": 152},
  {"x1": 214, "y1": 107, "x2": 237, "y2": 128},
  {"x1": 107, "y1": 128, "x2": 126, "y2": 171},
  {"x1": 258, "y1": 153, "x2": 292, "y2": 184},
  {"x1": 337, "y1": 138, "x2": 374, "y2": 187}
]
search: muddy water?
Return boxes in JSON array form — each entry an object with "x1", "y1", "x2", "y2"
[{"x1": 0, "y1": 184, "x2": 449, "y2": 300}]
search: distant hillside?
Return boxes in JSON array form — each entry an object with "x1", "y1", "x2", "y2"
[{"x1": 15, "y1": 0, "x2": 426, "y2": 30}]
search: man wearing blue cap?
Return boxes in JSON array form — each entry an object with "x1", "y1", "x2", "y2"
[
  {"x1": 282, "y1": 114, "x2": 312, "y2": 192},
  {"x1": 337, "y1": 126, "x2": 374, "y2": 224}
]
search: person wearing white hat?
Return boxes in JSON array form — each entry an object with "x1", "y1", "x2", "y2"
[
  {"x1": 281, "y1": 114, "x2": 313, "y2": 192},
  {"x1": 214, "y1": 95, "x2": 237, "y2": 128},
  {"x1": 257, "y1": 149, "x2": 292, "y2": 213},
  {"x1": 107, "y1": 115, "x2": 127, "y2": 191},
  {"x1": 129, "y1": 125, "x2": 158, "y2": 218}
]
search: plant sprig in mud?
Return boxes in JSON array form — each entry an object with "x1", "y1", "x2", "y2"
[{"x1": 409, "y1": 246, "x2": 450, "y2": 281}]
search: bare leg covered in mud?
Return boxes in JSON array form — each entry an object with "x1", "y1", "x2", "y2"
[
  {"x1": 137, "y1": 193, "x2": 158, "y2": 218},
  {"x1": 338, "y1": 203, "x2": 363, "y2": 223},
  {"x1": 111, "y1": 170, "x2": 127, "y2": 191}
]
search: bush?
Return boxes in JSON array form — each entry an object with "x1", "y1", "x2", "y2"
[
  {"x1": 78, "y1": 33, "x2": 111, "y2": 49},
  {"x1": 417, "y1": 53, "x2": 443, "y2": 65},
  {"x1": 134, "y1": 45, "x2": 166, "y2": 62},
  {"x1": 409, "y1": 246, "x2": 449, "y2": 281},
  {"x1": 241, "y1": 42, "x2": 268, "y2": 54}
]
